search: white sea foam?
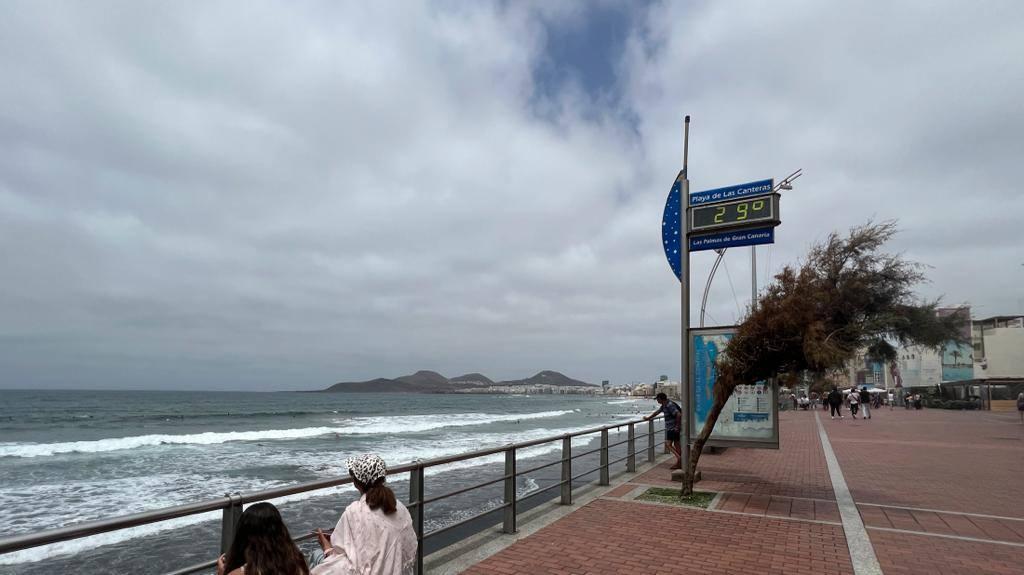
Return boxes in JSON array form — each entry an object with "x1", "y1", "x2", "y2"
[
  {"x1": 295, "y1": 426, "x2": 598, "y2": 479},
  {"x1": 0, "y1": 427, "x2": 343, "y2": 458},
  {"x1": 0, "y1": 404, "x2": 626, "y2": 566},
  {"x1": 521, "y1": 476, "x2": 540, "y2": 495},
  {"x1": 421, "y1": 475, "x2": 541, "y2": 533},
  {"x1": 0, "y1": 508, "x2": 224, "y2": 566},
  {"x1": 0, "y1": 422, "x2": 605, "y2": 565},
  {"x1": 606, "y1": 399, "x2": 642, "y2": 405},
  {"x1": 330, "y1": 410, "x2": 574, "y2": 435},
  {"x1": 0, "y1": 478, "x2": 357, "y2": 566},
  {"x1": 0, "y1": 410, "x2": 574, "y2": 458}
]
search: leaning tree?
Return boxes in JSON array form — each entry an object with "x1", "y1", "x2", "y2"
[{"x1": 682, "y1": 221, "x2": 965, "y2": 494}]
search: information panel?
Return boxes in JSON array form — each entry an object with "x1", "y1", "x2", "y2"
[{"x1": 690, "y1": 326, "x2": 779, "y2": 449}]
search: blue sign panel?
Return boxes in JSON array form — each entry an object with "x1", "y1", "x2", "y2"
[
  {"x1": 689, "y1": 227, "x2": 775, "y2": 252},
  {"x1": 691, "y1": 327, "x2": 777, "y2": 446},
  {"x1": 689, "y1": 179, "x2": 773, "y2": 207},
  {"x1": 734, "y1": 412, "x2": 769, "y2": 422},
  {"x1": 693, "y1": 331, "x2": 731, "y2": 427},
  {"x1": 661, "y1": 173, "x2": 683, "y2": 280}
]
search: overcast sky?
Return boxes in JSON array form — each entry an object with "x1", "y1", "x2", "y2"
[{"x1": 2, "y1": 1, "x2": 1022, "y2": 391}]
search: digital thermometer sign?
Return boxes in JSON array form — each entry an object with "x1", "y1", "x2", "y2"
[{"x1": 691, "y1": 193, "x2": 780, "y2": 233}]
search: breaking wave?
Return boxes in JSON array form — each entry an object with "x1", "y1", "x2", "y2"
[
  {"x1": 331, "y1": 410, "x2": 574, "y2": 435},
  {"x1": 0, "y1": 427, "x2": 597, "y2": 565},
  {"x1": 0, "y1": 410, "x2": 575, "y2": 458}
]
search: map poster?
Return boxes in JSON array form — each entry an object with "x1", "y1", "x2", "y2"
[{"x1": 690, "y1": 327, "x2": 779, "y2": 449}]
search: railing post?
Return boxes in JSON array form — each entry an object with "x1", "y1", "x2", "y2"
[
  {"x1": 627, "y1": 423, "x2": 636, "y2": 472},
  {"x1": 503, "y1": 446, "x2": 517, "y2": 533},
  {"x1": 409, "y1": 464, "x2": 424, "y2": 575},
  {"x1": 599, "y1": 429, "x2": 610, "y2": 486},
  {"x1": 560, "y1": 435, "x2": 572, "y2": 505},
  {"x1": 647, "y1": 419, "x2": 655, "y2": 463},
  {"x1": 220, "y1": 493, "x2": 243, "y2": 554}
]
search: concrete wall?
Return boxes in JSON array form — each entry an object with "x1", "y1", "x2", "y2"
[
  {"x1": 896, "y1": 345, "x2": 943, "y2": 388},
  {"x1": 979, "y1": 327, "x2": 1024, "y2": 378}
]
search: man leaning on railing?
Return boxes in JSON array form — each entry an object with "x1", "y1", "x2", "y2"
[{"x1": 643, "y1": 393, "x2": 682, "y2": 470}]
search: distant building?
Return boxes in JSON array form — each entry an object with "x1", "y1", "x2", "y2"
[
  {"x1": 937, "y1": 306, "x2": 974, "y2": 382},
  {"x1": 893, "y1": 345, "x2": 942, "y2": 389},
  {"x1": 657, "y1": 379, "x2": 681, "y2": 400},
  {"x1": 887, "y1": 310, "x2": 1024, "y2": 389},
  {"x1": 632, "y1": 384, "x2": 652, "y2": 397},
  {"x1": 878, "y1": 306, "x2": 973, "y2": 390},
  {"x1": 847, "y1": 353, "x2": 887, "y2": 388},
  {"x1": 974, "y1": 315, "x2": 1024, "y2": 378}
]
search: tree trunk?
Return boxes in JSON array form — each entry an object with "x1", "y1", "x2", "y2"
[{"x1": 681, "y1": 372, "x2": 735, "y2": 495}]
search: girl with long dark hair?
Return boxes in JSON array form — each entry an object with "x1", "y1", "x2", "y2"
[
  {"x1": 217, "y1": 502, "x2": 309, "y2": 575},
  {"x1": 311, "y1": 454, "x2": 417, "y2": 575}
]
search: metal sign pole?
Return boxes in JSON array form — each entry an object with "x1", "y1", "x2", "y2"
[
  {"x1": 751, "y1": 246, "x2": 757, "y2": 311},
  {"x1": 680, "y1": 116, "x2": 692, "y2": 486},
  {"x1": 659, "y1": 135, "x2": 795, "y2": 463}
]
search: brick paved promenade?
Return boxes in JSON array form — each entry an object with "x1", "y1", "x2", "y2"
[{"x1": 461, "y1": 407, "x2": 1024, "y2": 575}]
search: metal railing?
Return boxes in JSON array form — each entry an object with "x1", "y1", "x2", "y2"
[{"x1": 0, "y1": 417, "x2": 664, "y2": 575}]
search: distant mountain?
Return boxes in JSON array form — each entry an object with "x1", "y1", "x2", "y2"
[
  {"x1": 450, "y1": 372, "x2": 495, "y2": 386},
  {"x1": 324, "y1": 370, "x2": 477, "y2": 393},
  {"x1": 497, "y1": 370, "x2": 595, "y2": 387},
  {"x1": 322, "y1": 376, "x2": 426, "y2": 393},
  {"x1": 394, "y1": 370, "x2": 449, "y2": 387},
  {"x1": 322, "y1": 369, "x2": 592, "y2": 392}
]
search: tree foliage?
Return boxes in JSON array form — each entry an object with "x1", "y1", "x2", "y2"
[{"x1": 682, "y1": 221, "x2": 965, "y2": 493}]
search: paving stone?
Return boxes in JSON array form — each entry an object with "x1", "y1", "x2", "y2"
[
  {"x1": 870, "y1": 529, "x2": 1024, "y2": 575},
  {"x1": 458, "y1": 410, "x2": 1024, "y2": 574},
  {"x1": 463, "y1": 498, "x2": 855, "y2": 575}
]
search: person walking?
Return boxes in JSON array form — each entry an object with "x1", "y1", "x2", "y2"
[
  {"x1": 644, "y1": 393, "x2": 683, "y2": 469},
  {"x1": 859, "y1": 387, "x2": 872, "y2": 420},
  {"x1": 827, "y1": 387, "x2": 844, "y2": 420},
  {"x1": 848, "y1": 387, "x2": 860, "y2": 419},
  {"x1": 888, "y1": 391, "x2": 895, "y2": 410}
]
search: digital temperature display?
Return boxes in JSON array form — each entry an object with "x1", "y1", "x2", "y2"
[{"x1": 691, "y1": 194, "x2": 779, "y2": 233}]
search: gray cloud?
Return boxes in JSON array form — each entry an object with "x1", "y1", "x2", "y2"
[
  {"x1": 1, "y1": 1, "x2": 1022, "y2": 390},
  {"x1": 624, "y1": 1, "x2": 1024, "y2": 327}
]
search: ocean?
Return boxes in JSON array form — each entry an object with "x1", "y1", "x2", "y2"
[{"x1": 0, "y1": 390, "x2": 654, "y2": 574}]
